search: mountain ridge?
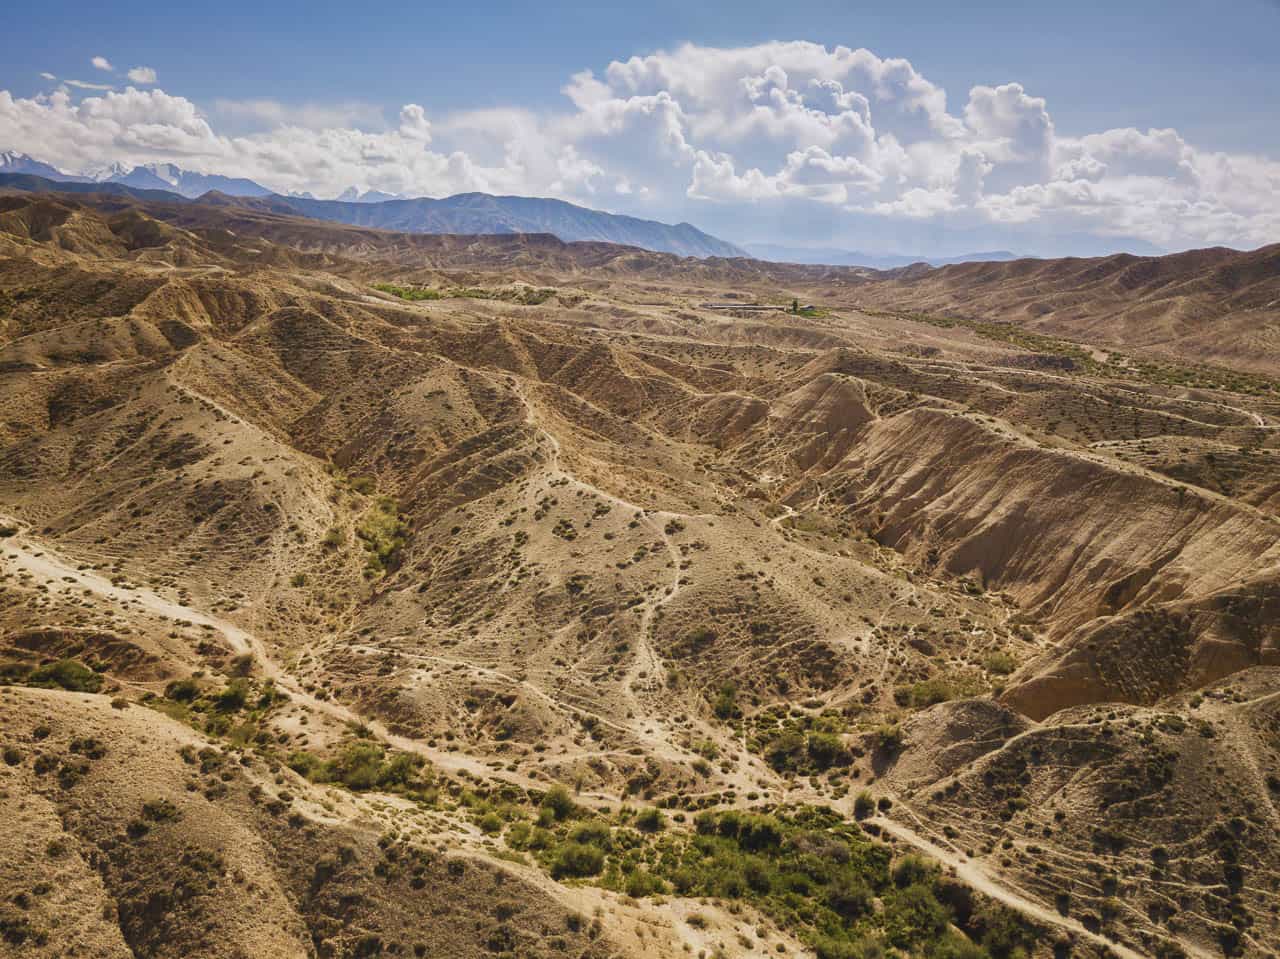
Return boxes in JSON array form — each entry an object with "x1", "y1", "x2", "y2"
[
  {"x1": 234, "y1": 189, "x2": 749, "y2": 258},
  {"x1": 0, "y1": 166, "x2": 746, "y2": 258}
]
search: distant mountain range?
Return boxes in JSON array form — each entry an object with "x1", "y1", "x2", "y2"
[
  {"x1": 0, "y1": 152, "x2": 273, "y2": 198},
  {"x1": 242, "y1": 191, "x2": 748, "y2": 258},
  {"x1": 335, "y1": 187, "x2": 404, "y2": 204},
  {"x1": 743, "y1": 242, "x2": 1024, "y2": 269},
  {"x1": 91, "y1": 162, "x2": 274, "y2": 199},
  {"x1": 0, "y1": 151, "x2": 87, "y2": 183},
  {"x1": 0, "y1": 152, "x2": 748, "y2": 258}
]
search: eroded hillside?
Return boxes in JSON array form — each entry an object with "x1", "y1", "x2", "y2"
[{"x1": 2, "y1": 191, "x2": 1278, "y2": 959}]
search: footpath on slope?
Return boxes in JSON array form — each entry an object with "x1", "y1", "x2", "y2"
[{"x1": 2, "y1": 514, "x2": 1215, "y2": 958}]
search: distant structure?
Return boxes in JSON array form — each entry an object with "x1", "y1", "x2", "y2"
[
  {"x1": 699, "y1": 302, "x2": 789, "y2": 312},
  {"x1": 698, "y1": 302, "x2": 817, "y2": 313}
]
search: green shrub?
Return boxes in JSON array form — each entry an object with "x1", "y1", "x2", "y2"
[
  {"x1": 624, "y1": 868, "x2": 666, "y2": 897},
  {"x1": 551, "y1": 841, "x2": 604, "y2": 878},
  {"x1": 976, "y1": 905, "x2": 1034, "y2": 959},
  {"x1": 712, "y1": 682, "x2": 739, "y2": 720},
  {"x1": 357, "y1": 496, "x2": 408, "y2": 574},
  {"x1": 373, "y1": 284, "x2": 444, "y2": 301},
  {"x1": 875, "y1": 724, "x2": 905, "y2": 753},
  {"x1": 634, "y1": 807, "x2": 665, "y2": 833},
  {"x1": 215, "y1": 679, "x2": 249, "y2": 712},
  {"x1": 894, "y1": 679, "x2": 958, "y2": 708},
  {"x1": 542, "y1": 785, "x2": 576, "y2": 821},
  {"x1": 891, "y1": 854, "x2": 936, "y2": 888},
  {"x1": 141, "y1": 798, "x2": 181, "y2": 823},
  {"x1": 380, "y1": 750, "x2": 425, "y2": 786},
  {"x1": 568, "y1": 821, "x2": 612, "y2": 849},
  {"x1": 982, "y1": 652, "x2": 1017, "y2": 676},
  {"x1": 807, "y1": 731, "x2": 849, "y2": 768},
  {"x1": 813, "y1": 934, "x2": 885, "y2": 959},
  {"x1": 827, "y1": 874, "x2": 874, "y2": 918},
  {"x1": 721, "y1": 812, "x2": 783, "y2": 851},
  {"x1": 504, "y1": 822, "x2": 533, "y2": 848},
  {"x1": 27, "y1": 659, "x2": 102, "y2": 693},
  {"x1": 330, "y1": 742, "x2": 389, "y2": 790},
  {"x1": 288, "y1": 741, "x2": 428, "y2": 794},
  {"x1": 671, "y1": 626, "x2": 716, "y2": 657},
  {"x1": 932, "y1": 933, "x2": 991, "y2": 959},
  {"x1": 853, "y1": 791, "x2": 876, "y2": 820},
  {"x1": 287, "y1": 751, "x2": 321, "y2": 778},
  {"x1": 165, "y1": 678, "x2": 200, "y2": 702},
  {"x1": 885, "y1": 884, "x2": 950, "y2": 947},
  {"x1": 765, "y1": 729, "x2": 807, "y2": 772}
]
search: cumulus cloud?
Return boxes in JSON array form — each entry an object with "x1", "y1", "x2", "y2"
[
  {"x1": 212, "y1": 97, "x2": 386, "y2": 132},
  {"x1": 2, "y1": 41, "x2": 1277, "y2": 251},
  {"x1": 91, "y1": 56, "x2": 114, "y2": 72},
  {"x1": 398, "y1": 103, "x2": 431, "y2": 141}
]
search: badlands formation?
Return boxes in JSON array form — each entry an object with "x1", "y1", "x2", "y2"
[{"x1": 1, "y1": 188, "x2": 1278, "y2": 959}]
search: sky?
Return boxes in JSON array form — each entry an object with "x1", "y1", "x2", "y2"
[{"x1": 2, "y1": 0, "x2": 1279, "y2": 256}]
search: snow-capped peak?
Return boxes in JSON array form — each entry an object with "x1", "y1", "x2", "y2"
[
  {"x1": 84, "y1": 161, "x2": 132, "y2": 181},
  {"x1": 0, "y1": 151, "x2": 84, "y2": 181},
  {"x1": 334, "y1": 185, "x2": 404, "y2": 203},
  {"x1": 138, "y1": 161, "x2": 182, "y2": 186}
]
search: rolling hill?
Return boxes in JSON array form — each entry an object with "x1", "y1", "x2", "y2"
[{"x1": 1, "y1": 186, "x2": 1278, "y2": 957}]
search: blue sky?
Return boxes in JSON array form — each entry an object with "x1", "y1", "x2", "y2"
[{"x1": 3, "y1": 0, "x2": 1279, "y2": 255}]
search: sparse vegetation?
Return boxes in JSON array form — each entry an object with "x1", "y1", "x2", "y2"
[
  {"x1": 373, "y1": 283, "x2": 444, "y2": 301},
  {"x1": 23, "y1": 659, "x2": 103, "y2": 693},
  {"x1": 288, "y1": 740, "x2": 432, "y2": 797},
  {"x1": 357, "y1": 495, "x2": 408, "y2": 574},
  {"x1": 1, "y1": 179, "x2": 1275, "y2": 959},
  {"x1": 524, "y1": 803, "x2": 1035, "y2": 958},
  {"x1": 893, "y1": 676, "x2": 981, "y2": 709},
  {"x1": 374, "y1": 282, "x2": 562, "y2": 305},
  {"x1": 982, "y1": 651, "x2": 1017, "y2": 676}
]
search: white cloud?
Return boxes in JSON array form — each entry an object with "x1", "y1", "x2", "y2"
[
  {"x1": 398, "y1": 103, "x2": 431, "y2": 141},
  {"x1": 964, "y1": 83, "x2": 1053, "y2": 164},
  {"x1": 39, "y1": 72, "x2": 57, "y2": 81},
  {"x1": 212, "y1": 97, "x2": 386, "y2": 131},
  {"x1": 689, "y1": 150, "x2": 777, "y2": 201},
  {"x1": 1, "y1": 41, "x2": 1278, "y2": 252},
  {"x1": 91, "y1": 56, "x2": 114, "y2": 72}
]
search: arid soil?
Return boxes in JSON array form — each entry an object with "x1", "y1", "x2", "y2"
[{"x1": 1, "y1": 189, "x2": 1278, "y2": 958}]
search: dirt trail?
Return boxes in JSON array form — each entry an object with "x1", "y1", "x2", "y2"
[
  {"x1": 508, "y1": 382, "x2": 682, "y2": 701},
  {"x1": 1, "y1": 519, "x2": 253, "y2": 655},
  {"x1": 1, "y1": 491, "x2": 1224, "y2": 957},
  {"x1": 872, "y1": 816, "x2": 1142, "y2": 958},
  {"x1": 0, "y1": 515, "x2": 616, "y2": 800},
  {"x1": 872, "y1": 814, "x2": 1215, "y2": 959},
  {"x1": 505, "y1": 377, "x2": 775, "y2": 791},
  {"x1": 0, "y1": 519, "x2": 1204, "y2": 955}
]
